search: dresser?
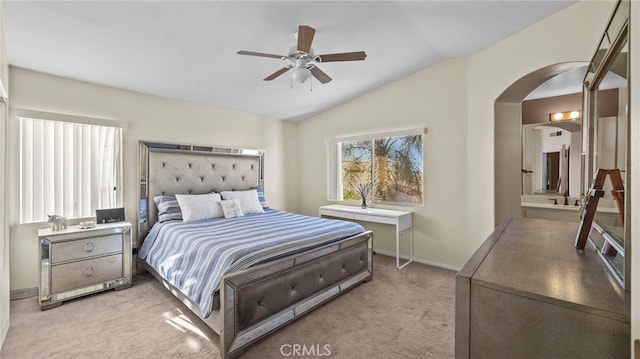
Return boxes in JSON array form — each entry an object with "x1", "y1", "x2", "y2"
[
  {"x1": 456, "y1": 218, "x2": 629, "y2": 358},
  {"x1": 38, "y1": 222, "x2": 132, "y2": 310}
]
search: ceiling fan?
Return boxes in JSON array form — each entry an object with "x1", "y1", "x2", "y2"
[{"x1": 237, "y1": 25, "x2": 367, "y2": 84}]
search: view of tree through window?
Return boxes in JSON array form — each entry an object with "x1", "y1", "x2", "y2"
[{"x1": 340, "y1": 134, "x2": 423, "y2": 204}]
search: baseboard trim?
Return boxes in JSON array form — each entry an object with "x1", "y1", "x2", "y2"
[
  {"x1": 10, "y1": 287, "x2": 38, "y2": 300},
  {"x1": 373, "y1": 249, "x2": 461, "y2": 272}
]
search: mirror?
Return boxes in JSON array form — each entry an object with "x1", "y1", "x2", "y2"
[
  {"x1": 588, "y1": 39, "x2": 628, "y2": 288},
  {"x1": 521, "y1": 82, "x2": 622, "y2": 200},
  {"x1": 522, "y1": 122, "x2": 580, "y2": 197},
  {"x1": 521, "y1": 82, "x2": 585, "y2": 202},
  {"x1": 582, "y1": 0, "x2": 629, "y2": 290}
]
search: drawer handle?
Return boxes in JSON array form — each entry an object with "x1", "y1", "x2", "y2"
[
  {"x1": 82, "y1": 242, "x2": 95, "y2": 252},
  {"x1": 83, "y1": 267, "x2": 96, "y2": 277}
]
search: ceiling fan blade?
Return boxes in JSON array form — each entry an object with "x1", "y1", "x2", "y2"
[
  {"x1": 297, "y1": 25, "x2": 316, "y2": 53},
  {"x1": 310, "y1": 66, "x2": 332, "y2": 84},
  {"x1": 237, "y1": 50, "x2": 285, "y2": 59},
  {"x1": 264, "y1": 67, "x2": 291, "y2": 81},
  {"x1": 316, "y1": 51, "x2": 367, "y2": 62}
]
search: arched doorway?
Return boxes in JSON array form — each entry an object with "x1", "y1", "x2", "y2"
[{"x1": 494, "y1": 62, "x2": 586, "y2": 226}]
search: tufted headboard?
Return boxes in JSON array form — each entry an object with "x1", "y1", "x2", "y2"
[{"x1": 138, "y1": 141, "x2": 264, "y2": 244}]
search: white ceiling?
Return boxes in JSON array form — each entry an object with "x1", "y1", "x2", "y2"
[
  {"x1": 525, "y1": 66, "x2": 588, "y2": 101},
  {"x1": 3, "y1": 1, "x2": 577, "y2": 122},
  {"x1": 525, "y1": 65, "x2": 627, "y2": 100}
]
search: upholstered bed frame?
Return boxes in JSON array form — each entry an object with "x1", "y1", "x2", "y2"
[{"x1": 137, "y1": 141, "x2": 373, "y2": 358}]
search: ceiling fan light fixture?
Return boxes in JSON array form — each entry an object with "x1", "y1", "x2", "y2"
[{"x1": 292, "y1": 66, "x2": 311, "y2": 84}]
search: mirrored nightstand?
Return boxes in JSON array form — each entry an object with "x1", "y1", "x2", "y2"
[{"x1": 38, "y1": 222, "x2": 132, "y2": 310}]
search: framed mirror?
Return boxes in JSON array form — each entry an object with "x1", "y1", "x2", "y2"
[
  {"x1": 582, "y1": 0, "x2": 629, "y2": 290},
  {"x1": 522, "y1": 122, "x2": 580, "y2": 198}
]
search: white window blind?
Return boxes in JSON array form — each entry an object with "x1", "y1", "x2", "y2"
[{"x1": 20, "y1": 115, "x2": 122, "y2": 223}]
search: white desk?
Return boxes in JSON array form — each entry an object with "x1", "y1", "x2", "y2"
[{"x1": 319, "y1": 204, "x2": 413, "y2": 269}]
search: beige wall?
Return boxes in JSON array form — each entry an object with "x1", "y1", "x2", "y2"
[
  {"x1": 0, "y1": 0, "x2": 9, "y2": 349},
  {"x1": 466, "y1": 0, "x2": 614, "y2": 250},
  {"x1": 298, "y1": 0, "x2": 614, "y2": 270},
  {"x1": 7, "y1": 67, "x2": 298, "y2": 292},
  {"x1": 297, "y1": 57, "x2": 469, "y2": 269}
]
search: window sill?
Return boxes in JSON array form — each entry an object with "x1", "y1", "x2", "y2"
[{"x1": 328, "y1": 199, "x2": 423, "y2": 210}]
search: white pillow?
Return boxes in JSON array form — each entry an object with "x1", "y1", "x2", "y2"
[
  {"x1": 220, "y1": 199, "x2": 244, "y2": 219},
  {"x1": 220, "y1": 189, "x2": 265, "y2": 215},
  {"x1": 175, "y1": 193, "x2": 223, "y2": 222}
]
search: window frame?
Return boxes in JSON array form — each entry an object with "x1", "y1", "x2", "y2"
[
  {"x1": 18, "y1": 109, "x2": 126, "y2": 223},
  {"x1": 328, "y1": 128, "x2": 425, "y2": 207}
]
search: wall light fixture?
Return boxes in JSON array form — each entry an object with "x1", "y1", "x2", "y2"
[{"x1": 550, "y1": 110, "x2": 582, "y2": 122}]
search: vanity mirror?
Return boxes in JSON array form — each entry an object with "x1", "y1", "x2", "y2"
[
  {"x1": 521, "y1": 85, "x2": 621, "y2": 201},
  {"x1": 522, "y1": 120, "x2": 581, "y2": 197}
]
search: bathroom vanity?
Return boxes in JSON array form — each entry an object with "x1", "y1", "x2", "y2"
[{"x1": 521, "y1": 196, "x2": 620, "y2": 225}]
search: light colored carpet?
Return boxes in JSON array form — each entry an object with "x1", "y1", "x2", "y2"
[{"x1": 1, "y1": 255, "x2": 455, "y2": 359}]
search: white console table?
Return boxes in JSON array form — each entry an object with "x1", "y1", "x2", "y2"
[{"x1": 319, "y1": 204, "x2": 413, "y2": 269}]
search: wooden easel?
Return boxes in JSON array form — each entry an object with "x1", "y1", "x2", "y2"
[{"x1": 575, "y1": 169, "x2": 625, "y2": 250}]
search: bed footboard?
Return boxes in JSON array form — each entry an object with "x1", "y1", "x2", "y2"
[{"x1": 220, "y1": 230, "x2": 373, "y2": 358}]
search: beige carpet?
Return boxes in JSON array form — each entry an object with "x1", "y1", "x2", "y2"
[{"x1": 1, "y1": 255, "x2": 455, "y2": 359}]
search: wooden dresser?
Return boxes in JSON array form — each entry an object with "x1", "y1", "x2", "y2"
[
  {"x1": 38, "y1": 222, "x2": 132, "y2": 310},
  {"x1": 456, "y1": 218, "x2": 630, "y2": 358}
]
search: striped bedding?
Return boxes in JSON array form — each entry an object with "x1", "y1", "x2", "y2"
[{"x1": 139, "y1": 209, "x2": 365, "y2": 318}]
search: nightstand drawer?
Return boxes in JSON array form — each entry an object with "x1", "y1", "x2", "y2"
[
  {"x1": 51, "y1": 254, "x2": 123, "y2": 294},
  {"x1": 51, "y1": 234, "x2": 123, "y2": 264}
]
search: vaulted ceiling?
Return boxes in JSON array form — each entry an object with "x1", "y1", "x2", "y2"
[{"x1": 3, "y1": 1, "x2": 576, "y2": 121}]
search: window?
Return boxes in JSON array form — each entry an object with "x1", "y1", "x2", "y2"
[
  {"x1": 19, "y1": 111, "x2": 123, "y2": 223},
  {"x1": 329, "y1": 130, "x2": 424, "y2": 206}
]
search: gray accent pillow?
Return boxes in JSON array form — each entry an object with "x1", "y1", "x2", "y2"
[{"x1": 153, "y1": 195, "x2": 182, "y2": 222}]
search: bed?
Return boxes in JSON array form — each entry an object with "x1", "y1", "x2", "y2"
[{"x1": 137, "y1": 141, "x2": 373, "y2": 358}]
